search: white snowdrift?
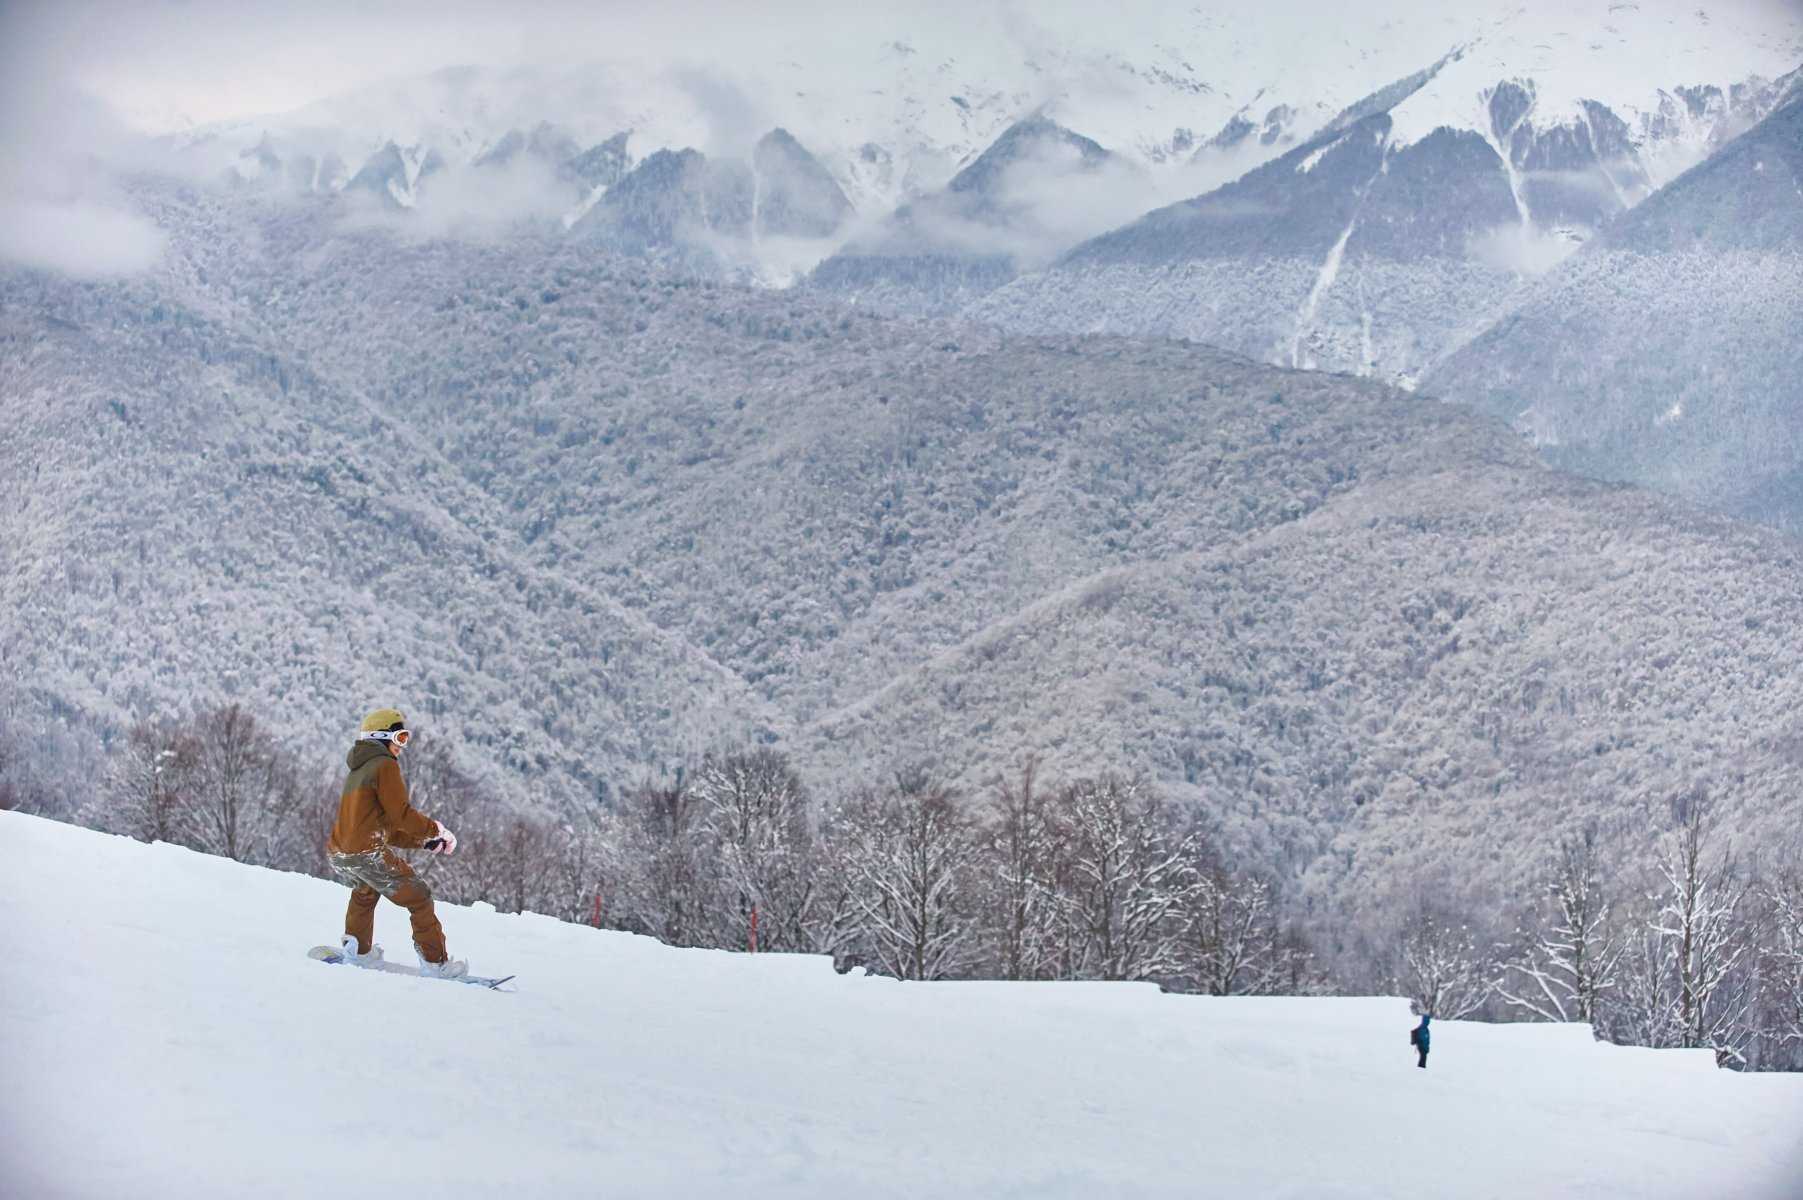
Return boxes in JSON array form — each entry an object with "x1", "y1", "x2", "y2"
[{"x1": 1, "y1": 810, "x2": 1798, "y2": 1199}]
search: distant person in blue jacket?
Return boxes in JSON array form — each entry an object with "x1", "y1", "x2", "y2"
[{"x1": 1410, "y1": 1013, "x2": 1431, "y2": 1068}]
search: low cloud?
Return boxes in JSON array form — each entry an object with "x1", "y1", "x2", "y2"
[
  {"x1": 0, "y1": 199, "x2": 167, "y2": 277},
  {"x1": 986, "y1": 143, "x2": 1155, "y2": 266},
  {"x1": 688, "y1": 227, "x2": 848, "y2": 287},
  {"x1": 879, "y1": 130, "x2": 1282, "y2": 270},
  {"x1": 355, "y1": 156, "x2": 583, "y2": 241},
  {"x1": 1521, "y1": 166, "x2": 1626, "y2": 207},
  {"x1": 0, "y1": 13, "x2": 172, "y2": 278},
  {"x1": 1175, "y1": 193, "x2": 1285, "y2": 221},
  {"x1": 670, "y1": 69, "x2": 774, "y2": 159},
  {"x1": 1468, "y1": 222, "x2": 1581, "y2": 276}
]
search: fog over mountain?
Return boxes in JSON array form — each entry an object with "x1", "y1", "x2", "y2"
[
  {"x1": 12, "y1": 2, "x2": 1797, "y2": 285},
  {"x1": 567, "y1": 131, "x2": 857, "y2": 282},
  {"x1": 808, "y1": 116, "x2": 1142, "y2": 316}
]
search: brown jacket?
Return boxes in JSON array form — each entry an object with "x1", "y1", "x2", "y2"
[{"x1": 327, "y1": 740, "x2": 438, "y2": 855}]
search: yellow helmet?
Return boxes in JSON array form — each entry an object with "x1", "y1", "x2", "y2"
[{"x1": 359, "y1": 707, "x2": 407, "y2": 736}]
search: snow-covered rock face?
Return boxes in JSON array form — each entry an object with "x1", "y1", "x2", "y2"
[
  {"x1": 566, "y1": 133, "x2": 856, "y2": 282},
  {"x1": 339, "y1": 141, "x2": 451, "y2": 210}
]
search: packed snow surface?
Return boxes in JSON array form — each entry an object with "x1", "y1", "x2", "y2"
[{"x1": 2, "y1": 810, "x2": 1799, "y2": 1199}]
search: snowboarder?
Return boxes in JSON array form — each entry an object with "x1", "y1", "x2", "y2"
[
  {"x1": 1410, "y1": 1013, "x2": 1431, "y2": 1068},
  {"x1": 326, "y1": 708, "x2": 467, "y2": 979}
]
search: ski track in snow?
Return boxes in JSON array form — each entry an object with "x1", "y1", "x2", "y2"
[{"x1": 3, "y1": 810, "x2": 1801, "y2": 1200}]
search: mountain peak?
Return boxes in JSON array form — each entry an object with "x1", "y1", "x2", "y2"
[{"x1": 947, "y1": 114, "x2": 1112, "y2": 197}]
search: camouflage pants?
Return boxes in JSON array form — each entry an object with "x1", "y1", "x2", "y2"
[{"x1": 328, "y1": 847, "x2": 447, "y2": 963}]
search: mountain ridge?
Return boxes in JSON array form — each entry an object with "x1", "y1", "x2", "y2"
[{"x1": 1424, "y1": 82, "x2": 1803, "y2": 529}]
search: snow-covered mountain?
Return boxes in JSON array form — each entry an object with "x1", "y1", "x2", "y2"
[
  {"x1": 5, "y1": 809, "x2": 1800, "y2": 1198},
  {"x1": 567, "y1": 130, "x2": 856, "y2": 278},
  {"x1": 969, "y1": 23, "x2": 1800, "y2": 385},
  {"x1": 342, "y1": 139, "x2": 446, "y2": 209},
  {"x1": 1426, "y1": 80, "x2": 1803, "y2": 531},
  {"x1": 180, "y1": 1, "x2": 1801, "y2": 281},
  {"x1": 809, "y1": 115, "x2": 1137, "y2": 315}
]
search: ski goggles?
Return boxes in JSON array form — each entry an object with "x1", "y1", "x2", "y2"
[{"x1": 360, "y1": 728, "x2": 411, "y2": 746}]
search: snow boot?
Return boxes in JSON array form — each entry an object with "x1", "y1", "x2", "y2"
[
  {"x1": 416, "y1": 944, "x2": 468, "y2": 980},
  {"x1": 341, "y1": 935, "x2": 384, "y2": 964}
]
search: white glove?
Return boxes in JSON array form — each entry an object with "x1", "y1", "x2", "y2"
[{"x1": 426, "y1": 822, "x2": 458, "y2": 856}]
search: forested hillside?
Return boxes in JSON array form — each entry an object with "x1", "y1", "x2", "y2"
[{"x1": 6, "y1": 179, "x2": 1803, "y2": 952}]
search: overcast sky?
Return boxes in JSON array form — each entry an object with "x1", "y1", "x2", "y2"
[
  {"x1": 8, "y1": 0, "x2": 1802, "y2": 134},
  {"x1": 4, "y1": 1, "x2": 629, "y2": 129},
  {"x1": 0, "y1": 0, "x2": 970, "y2": 131}
]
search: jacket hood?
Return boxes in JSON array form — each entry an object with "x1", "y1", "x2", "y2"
[{"x1": 346, "y1": 739, "x2": 392, "y2": 771}]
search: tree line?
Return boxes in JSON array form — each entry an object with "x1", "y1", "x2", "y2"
[{"x1": 13, "y1": 703, "x2": 1799, "y2": 1071}]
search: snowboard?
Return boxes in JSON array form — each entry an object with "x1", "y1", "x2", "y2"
[{"x1": 307, "y1": 945, "x2": 515, "y2": 990}]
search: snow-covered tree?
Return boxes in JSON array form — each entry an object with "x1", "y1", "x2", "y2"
[
  {"x1": 611, "y1": 775, "x2": 717, "y2": 947},
  {"x1": 542, "y1": 817, "x2": 609, "y2": 926},
  {"x1": 1601, "y1": 794, "x2": 1757, "y2": 1062},
  {"x1": 1652, "y1": 793, "x2": 1756, "y2": 1062},
  {"x1": 1606, "y1": 917, "x2": 1684, "y2": 1049},
  {"x1": 693, "y1": 748, "x2": 819, "y2": 952},
  {"x1": 177, "y1": 704, "x2": 306, "y2": 867},
  {"x1": 485, "y1": 815, "x2": 557, "y2": 916},
  {"x1": 977, "y1": 760, "x2": 1069, "y2": 980},
  {"x1": 1760, "y1": 867, "x2": 1803, "y2": 1061},
  {"x1": 92, "y1": 719, "x2": 200, "y2": 845},
  {"x1": 1179, "y1": 869, "x2": 1300, "y2": 996},
  {"x1": 1498, "y1": 828, "x2": 1623, "y2": 1022},
  {"x1": 1396, "y1": 909, "x2": 1491, "y2": 1019},
  {"x1": 839, "y1": 770, "x2": 981, "y2": 980},
  {"x1": 1058, "y1": 776, "x2": 1199, "y2": 982}
]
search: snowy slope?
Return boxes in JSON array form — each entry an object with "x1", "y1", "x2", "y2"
[
  {"x1": 1381, "y1": 1, "x2": 1803, "y2": 180},
  {"x1": 3, "y1": 811, "x2": 1799, "y2": 1199}
]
